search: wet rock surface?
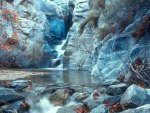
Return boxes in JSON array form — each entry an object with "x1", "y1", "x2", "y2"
[
  {"x1": 120, "y1": 84, "x2": 149, "y2": 108},
  {"x1": 0, "y1": 82, "x2": 30, "y2": 113},
  {"x1": 119, "y1": 104, "x2": 150, "y2": 113},
  {"x1": 0, "y1": 87, "x2": 25, "y2": 105},
  {"x1": 106, "y1": 83, "x2": 128, "y2": 96},
  {"x1": 49, "y1": 89, "x2": 70, "y2": 106},
  {"x1": 57, "y1": 104, "x2": 81, "y2": 113}
]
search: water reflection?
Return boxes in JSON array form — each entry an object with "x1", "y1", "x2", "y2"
[{"x1": 25, "y1": 70, "x2": 94, "y2": 87}]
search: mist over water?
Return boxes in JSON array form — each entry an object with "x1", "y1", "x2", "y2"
[{"x1": 30, "y1": 98, "x2": 61, "y2": 113}]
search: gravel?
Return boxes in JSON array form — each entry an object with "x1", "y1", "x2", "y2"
[{"x1": 0, "y1": 69, "x2": 49, "y2": 80}]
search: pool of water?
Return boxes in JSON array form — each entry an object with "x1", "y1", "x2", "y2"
[
  {"x1": 22, "y1": 69, "x2": 97, "y2": 87},
  {"x1": 19, "y1": 69, "x2": 98, "y2": 113}
]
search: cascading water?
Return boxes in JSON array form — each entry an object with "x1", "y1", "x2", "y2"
[
  {"x1": 30, "y1": 98, "x2": 61, "y2": 113},
  {"x1": 51, "y1": 40, "x2": 66, "y2": 68},
  {"x1": 33, "y1": 0, "x2": 74, "y2": 69},
  {"x1": 28, "y1": 0, "x2": 75, "y2": 112}
]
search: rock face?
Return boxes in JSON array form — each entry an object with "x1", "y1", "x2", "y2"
[
  {"x1": 63, "y1": 0, "x2": 150, "y2": 82},
  {"x1": 91, "y1": 8, "x2": 150, "y2": 81},
  {"x1": 0, "y1": 0, "x2": 73, "y2": 68},
  {"x1": 64, "y1": 0, "x2": 97, "y2": 70}
]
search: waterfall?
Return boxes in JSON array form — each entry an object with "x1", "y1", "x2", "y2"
[
  {"x1": 51, "y1": 40, "x2": 66, "y2": 68},
  {"x1": 34, "y1": 0, "x2": 74, "y2": 69},
  {"x1": 30, "y1": 98, "x2": 61, "y2": 113},
  {"x1": 30, "y1": 97, "x2": 77, "y2": 113}
]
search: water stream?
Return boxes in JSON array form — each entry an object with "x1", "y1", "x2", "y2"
[
  {"x1": 51, "y1": 40, "x2": 66, "y2": 68},
  {"x1": 21, "y1": 70, "x2": 96, "y2": 113}
]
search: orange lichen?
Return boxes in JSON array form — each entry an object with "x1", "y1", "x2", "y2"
[
  {"x1": 103, "y1": 101, "x2": 124, "y2": 113},
  {"x1": 74, "y1": 107, "x2": 89, "y2": 113},
  {"x1": 2, "y1": 8, "x2": 11, "y2": 15},
  {"x1": 5, "y1": 38, "x2": 18, "y2": 45},
  {"x1": 135, "y1": 81, "x2": 146, "y2": 88},
  {"x1": 131, "y1": 16, "x2": 150, "y2": 39},
  {"x1": 0, "y1": 44, "x2": 13, "y2": 51},
  {"x1": 2, "y1": 8, "x2": 20, "y2": 23}
]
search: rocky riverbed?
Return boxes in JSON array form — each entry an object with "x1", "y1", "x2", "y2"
[{"x1": 0, "y1": 70, "x2": 150, "y2": 113}]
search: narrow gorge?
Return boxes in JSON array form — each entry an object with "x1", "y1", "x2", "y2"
[{"x1": 0, "y1": 0, "x2": 150, "y2": 113}]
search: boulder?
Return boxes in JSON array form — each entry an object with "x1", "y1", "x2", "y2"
[
  {"x1": 102, "y1": 79, "x2": 120, "y2": 86},
  {"x1": 83, "y1": 96, "x2": 102, "y2": 110},
  {"x1": 101, "y1": 95, "x2": 122, "y2": 104},
  {"x1": 119, "y1": 104, "x2": 150, "y2": 113},
  {"x1": 49, "y1": 89, "x2": 70, "y2": 106},
  {"x1": 0, "y1": 88, "x2": 24, "y2": 105},
  {"x1": 83, "y1": 94, "x2": 122, "y2": 110},
  {"x1": 120, "y1": 84, "x2": 148, "y2": 108},
  {"x1": 11, "y1": 80, "x2": 30, "y2": 92},
  {"x1": 1, "y1": 101, "x2": 24, "y2": 113},
  {"x1": 90, "y1": 104, "x2": 108, "y2": 113},
  {"x1": 72, "y1": 92, "x2": 90, "y2": 102},
  {"x1": 40, "y1": 84, "x2": 75, "y2": 96},
  {"x1": 106, "y1": 83, "x2": 128, "y2": 96},
  {"x1": 57, "y1": 105, "x2": 81, "y2": 113}
]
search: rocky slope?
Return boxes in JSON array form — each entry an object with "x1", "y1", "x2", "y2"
[{"x1": 64, "y1": 0, "x2": 150, "y2": 82}]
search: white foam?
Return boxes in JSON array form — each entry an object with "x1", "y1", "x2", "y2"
[{"x1": 30, "y1": 98, "x2": 61, "y2": 113}]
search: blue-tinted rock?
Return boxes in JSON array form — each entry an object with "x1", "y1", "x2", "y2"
[
  {"x1": 90, "y1": 104, "x2": 108, "y2": 113},
  {"x1": 106, "y1": 83, "x2": 128, "y2": 96},
  {"x1": 57, "y1": 104, "x2": 81, "y2": 113},
  {"x1": 102, "y1": 79, "x2": 120, "y2": 86},
  {"x1": 83, "y1": 94, "x2": 121, "y2": 110},
  {"x1": 11, "y1": 80, "x2": 29, "y2": 92},
  {"x1": 120, "y1": 85, "x2": 148, "y2": 108},
  {"x1": 119, "y1": 104, "x2": 150, "y2": 113},
  {"x1": 47, "y1": 17, "x2": 66, "y2": 40},
  {"x1": 0, "y1": 88, "x2": 25, "y2": 105}
]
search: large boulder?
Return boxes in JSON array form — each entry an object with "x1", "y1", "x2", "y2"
[
  {"x1": 49, "y1": 89, "x2": 70, "y2": 106},
  {"x1": 1, "y1": 101, "x2": 26, "y2": 113},
  {"x1": 120, "y1": 84, "x2": 148, "y2": 108},
  {"x1": 106, "y1": 83, "x2": 128, "y2": 96},
  {"x1": 119, "y1": 104, "x2": 150, "y2": 113},
  {"x1": 0, "y1": 88, "x2": 24, "y2": 105},
  {"x1": 11, "y1": 80, "x2": 30, "y2": 92},
  {"x1": 83, "y1": 94, "x2": 121, "y2": 110}
]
